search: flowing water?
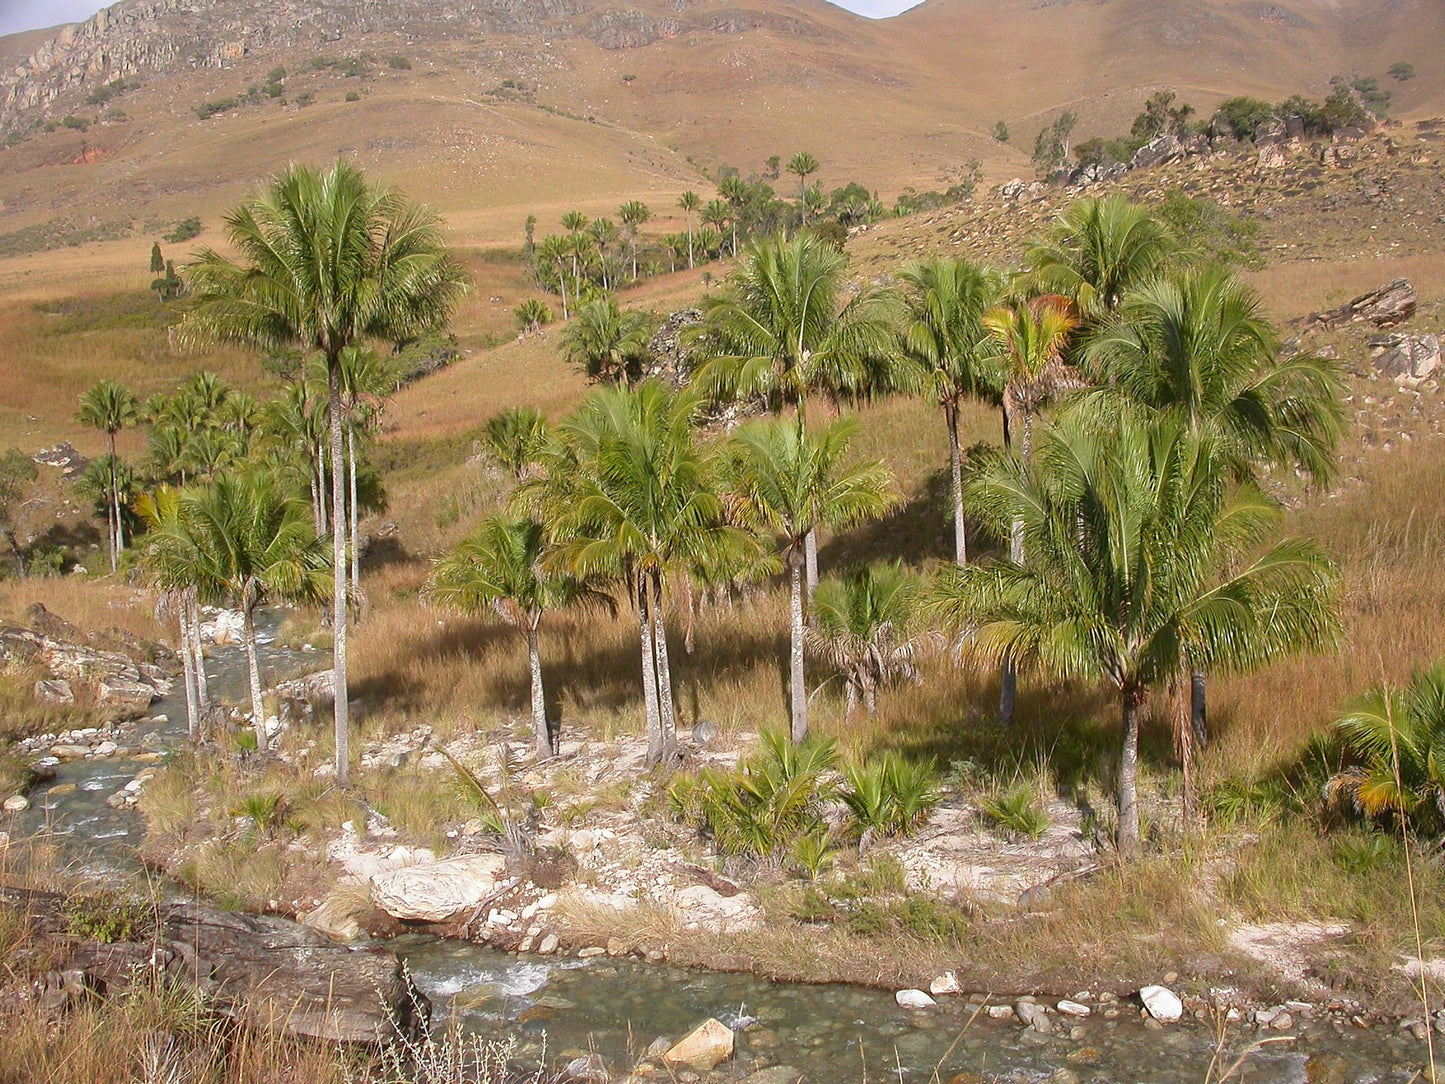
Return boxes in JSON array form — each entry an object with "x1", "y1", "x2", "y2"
[{"x1": 9, "y1": 610, "x2": 1432, "y2": 1083}]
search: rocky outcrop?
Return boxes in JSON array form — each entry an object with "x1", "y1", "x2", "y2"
[
  {"x1": 0, "y1": 624, "x2": 168, "y2": 720},
  {"x1": 2, "y1": 890, "x2": 425, "y2": 1044},
  {"x1": 643, "y1": 308, "x2": 703, "y2": 387},
  {"x1": 1369, "y1": 333, "x2": 1440, "y2": 388},
  {"x1": 1299, "y1": 278, "x2": 1418, "y2": 331}
]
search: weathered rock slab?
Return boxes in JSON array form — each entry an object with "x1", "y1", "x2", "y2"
[
  {"x1": 663, "y1": 1017, "x2": 734, "y2": 1070},
  {"x1": 369, "y1": 853, "x2": 508, "y2": 922}
]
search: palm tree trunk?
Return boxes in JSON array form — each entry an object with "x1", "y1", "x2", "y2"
[
  {"x1": 106, "y1": 432, "x2": 118, "y2": 573},
  {"x1": 1191, "y1": 668, "x2": 1208, "y2": 749},
  {"x1": 527, "y1": 625, "x2": 550, "y2": 763},
  {"x1": 687, "y1": 223, "x2": 694, "y2": 270},
  {"x1": 189, "y1": 595, "x2": 210, "y2": 712},
  {"x1": 1118, "y1": 687, "x2": 1142, "y2": 857},
  {"x1": 243, "y1": 606, "x2": 267, "y2": 752},
  {"x1": 844, "y1": 679, "x2": 858, "y2": 723},
  {"x1": 177, "y1": 603, "x2": 199, "y2": 742},
  {"x1": 1174, "y1": 673, "x2": 1197, "y2": 828},
  {"x1": 789, "y1": 556, "x2": 808, "y2": 744},
  {"x1": 863, "y1": 675, "x2": 878, "y2": 716},
  {"x1": 348, "y1": 425, "x2": 360, "y2": 593},
  {"x1": 637, "y1": 572, "x2": 663, "y2": 764},
  {"x1": 1000, "y1": 401, "x2": 1028, "y2": 729},
  {"x1": 558, "y1": 264, "x2": 569, "y2": 321},
  {"x1": 310, "y1": 471, "x2": 322, "y2": 536},
  {"x1": 328, "y1": 361, "x2": 351, "y2": 787},
  {"x1": 804, "y1": 528, "x2": 818, "y2": 601},
  {"x1": 651, "y1": 571, "x2": 677, "y2": 757},
  {"x1": 946, "y1": 402, "x2": 966, "y2": 567}
]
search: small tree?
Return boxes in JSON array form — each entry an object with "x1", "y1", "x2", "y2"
[
  {"x1": 1031, "y1": 112, "x2": 1076, "y2": 176},
  {"x1": 993, "y1": 120, "x2": 1009, "y2": 143},
  {"x1": 561, "y1": 297, "x2": 652, "y2": 384},
  {"x1": 75, "y1": 380, "x2": 138, "y2": 572},
  {"x1": 514, "y1": 298, "x2": 553, "y2": 336},
  {"x1": 149, "y1": 242, "x2": 164, "y2": 274}
]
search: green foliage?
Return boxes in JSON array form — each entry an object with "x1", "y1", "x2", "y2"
[
  {"x1": 232, "y1": 791, "x2": 285, "y2": 835},
  {"x1": 1210, "y1": 96, "x2": 1274, "y2": 141},
  {"x1": 513, "y1": 297, "x2": 553, "y2": 334},
  {"x1": 1334, "y1": 74, "x2": 1389, "y2": 117},
  {"x1": 980, "y1": 783, "x2": 1051, "y2": 839},
  {"x1": 1154, "y1": 189, "x2": 1262, "y2": 270},
  {"x1": 1129, "y1": 90, "x2": 1194, "y2": 141},
  {"x1": 388, "y1": 55, "x2": 413, "y2": 70},
  {"x1": 64, "y1": 890, "x2": 155, "y2": 944},
  {"x1": 1204, "y1": 777, "x2": 1288, "y2": 828},
  {"x1": 163, "y1": 217, "x2": 201, "y2": 243},
  {"x1": 1031, "y1": 111, "x2": 1076, "y2": 176},
  {"x1": 992, "y1": 120, "x2": 1009, "y2": 143},
  {"x1": 483, "y1": 406, "x2": 547, "y2": 479},
  {"x1": 61, "y1": 115, "x2": 90, "y2": 132},
  {"x1": 84, "y1": 78, "x2": 133, "y2": 106},
  {"x1": 560, "y1": 296, "x2": 654, "y2": 384},
  {"x1": 194, "y1": 98, "x2": 239, "y2": 120},
  {"x1": 787, "y1": 828, "x2": 839, "y2": 881},
  {"x1": 668, "y1": 729, "x2": 837, "y2": 861},
  {"x1": 840, "y1": 754, "x2": 942, "y2": 838},
  {"x1": 1330, "y1": 831, "x2": 1400, "y2": 876},
  {"x1": 1388, "y1": 61, "x2": 1416, "y2": 82},
  {"x1": 345, "y1": 91, "x2": 361, "y2": 103}
]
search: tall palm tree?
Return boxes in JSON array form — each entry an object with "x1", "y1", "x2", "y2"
[
  {"x1": 618, "y1": 200, "x2": 650, "y2": 282},
  {"x1": 694, "y1": 233, "x2": 899, "y2": 594},
  {"x1": 787, "y1": 152, "x2": 820, "y2": 214},
  {"x1": 534, "y1": 382, "x2": 753, "y2": 764},
  {"x1": 897, "y1": 258, "x2": 1005, "y2": 567},
  {"x1": 178, "y1": 474, "x2": 330, "y2": 751},
  {"x1": 560, "y1": 297, "x2": 653, "y2": 385},
  {"x1": 724, "y1": 416, "x2": 895, "y2": 743},
  {"x1": 538, "y1": 234, "x2": 572, "y2": 319},
  {"x1": 983, "y1": 293, "x2": 1080, "y2": 727},
  {"x1": 1082, "y1": 266, "x2": 1344, "y2": 746},
  {"x1": 264, "y1": 384, "x2": 329, "y2": 535},
  {"x1": 75, "y1": 380, "x2": 138, "y2": 572},
  {"x1": 336, "y1": 345, "x2": 393, "y2": 592},
  {"x1": 426, "y1": 514, "x2": 610, "y2": 762},
  {"x1": 677, "y1": 191, "x2": 701, "y2": 270},
  {"x1": 562, "y1": 210, "x2": 589, "y2": 283},
  {"x1": 1023, "y1": 194, "x2": 1176, "y2": 326},
  {"x1": 702, "y1": 200, "x2": 731, "y2": 256},
  {"x1": 589, "y1": 218, "x2": 618, "y2": 291},
  {"x1": 179, "y1": 159, "x2": 468, "y2": 785},
  {"x1": 935, "y1": 412, "x2": 1339, "y2": 855},
  {"x1": 1327, "y1": 662, "x2": 1445, "y2": 835},
  {"x1": 136, "y1": 486, "x2": 207, "y2": 740},
  {"x1": 718, "y1": 175, "x2": 748, "y2": 255},
  {"x1": 809, "y1": 562, "x2": 934, "y2": 721}
]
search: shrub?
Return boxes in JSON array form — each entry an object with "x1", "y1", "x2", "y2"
[
  {"x1": 787, "y1": 828, "x2": 839, "y2": 881},
  {"x1": 1389, "y1": 62, "x2": 1415, "y2": 82},
  {"x1": 163, "y1": 216, "x2": 201, "y2": 243},
  {"x1": 194, "y1": 98, "x2": 238, "y2": 120},
  {"x1": 62, "y1": 115, "x2": 90, "y2": 132},
  {"x1": 980, "y1": 783, "x2": 1050, "y2": 840},
  {"x1": 345, "y1": 91, "x2": 361, "y2": 103},
  {"x1": 1211, "y1": 96, "x2": 1274, "y2": 141},
  {"x1": 64, "y1": 890, "x2": 155, "y2": 944},
  {"x1": 232, "y1": 791, "x2": 285, "y2": 836},
  {"x1": 992, "y1": 120, "x2": 1009, "y2": 143},
  {"x1": 388, "y1": 55, "x2": 412, "y2": 70},
  {"x1": 839, "y1": 754, "x2": 941, "y2": 839}
]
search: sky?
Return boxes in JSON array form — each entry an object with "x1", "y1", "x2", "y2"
[{"x1": 1, "y1": 0, "x2": 926, "y2": 39}]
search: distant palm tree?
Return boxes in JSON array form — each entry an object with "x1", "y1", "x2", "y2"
[
  {"x1": 618, "y1": 200, "x2": 650, "y2": 282},
  {"x1": 677, "y1": 191, "x2": 701, "y2": 269},
  {"x1": 936, "y1": 412, "x2": 1339, "y2": 854},
  {"x1": 562, "y1": 210, "x2": 589, "y2": 282},
  {"x1": 179, "y1": 160, "x2": 468, "y2": 785},
  {"x1": 897, "y1": 257, "x2": 1005, "y2": 567},
  {"x1": 787, "y1": 152, "x2": 820, "y2": 214},
  {"x1": 561, "y1": 297, "x2": 653, "y2": 385},
  {"x1": 75, "y1": 380, "x2": 138, "y2": 572},
  {"x1": 718, "y1": 175, "x2": 748, "y2": 254},
  {"x1": 589, "y1": 218, "x2": 619, "y2": 290},
  {"x1": 427, "y1": 514, "x2": 611, "y2": 761},
  {"x1": 336, "y1": 345, "x2": 393, "y2": 592},
  {"x1": 702, "y1": 199, "x2": 731, "y2": 256},
  {"x1": 724, "y1": 416, "x2": 895, "y2": 743},
  {"x1": 810, "y1": 562, "x2": 934, "y2": 720},
  {"x1": 537, "y1": 235, "x2": 572, "y2": 320},
  {"x1": 136, "y1": 486, "x2": 207, "y2": 740}
]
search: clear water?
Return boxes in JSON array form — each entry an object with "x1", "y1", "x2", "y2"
[{"x1": 10, "y1": 609, "x2": 1433, "y2": 1082}]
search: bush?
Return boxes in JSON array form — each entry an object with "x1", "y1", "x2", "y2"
[
  {"x1": 163, "y1": 217, "x2": 201, "y2": 243},
  {"x1": 1211, "y1": 96, "x2": 1274, "y2": 141},
  {"x1": 1389, "y1": 62, "x2": 1415, "y2": 82},
  {"x1": 64, "y1": 890, "x2": 155, "y2": 944},
  {"x1": 194, "y1": 98, "x2": 238, "y2": 120},
  {"x1": 62, "y1": 115, "x2": 90, "y2": 132},
  {"x1": 992, "y1": 120, "x2": 1009, "y2": 143},
  {"x1": 345, "y1": 91, "x2": 361, "y2": 103},
  {"x1": 388, "y1": 55, "x2": 412, "y2": 70},
  {"x1": 981, "y1": 784, "x2": 1050, "y2": 840},
  {"x1": 839, "y1": 754, "x2": 941, "y2": 839}
]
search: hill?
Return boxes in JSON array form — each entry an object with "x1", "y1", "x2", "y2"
[{"x1": 0, "y1": 0, "x2": 1441, "y2": 262}]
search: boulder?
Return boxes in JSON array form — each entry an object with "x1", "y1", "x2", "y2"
[
  {"x1": 1300, "y1": 278, "x2": 1417, "y2": 331},
  {"x1": 95, "y1": 674, "x2": 156, "y2": 718},
  {"x1": 896, "y1": 989, "x2": 937, "y2": 1009},
  {"x1": 662, "y1": 1018, "x2": 734, "y2": 1071},
  {"x1": 1140, "y1": 984, "x2": 1183, "y2": 1022},
  {"x1": 368, "y1": 853, "x2": 508, "y2": 922},
  {"x1": 1369, "y1": 333, "x2": 1441, "y2": 387},
  {"x1": 1131, "y1": 132, "x2": 1185, "y2": 170},
  {"x1": 201, "y1": 609, "x2": 246, "y2": 646},
  {"x1": 559, "y1": 1053, "x2": 610, "y2": 1083},
  {"x1": 33, "y1": 678, "x2": 74, "y2": 706},
  {"x1": 929, "y1": 970, "x2": 961, "y2": 996},
  {"x1": 1256, "y1": 144, "x2": 1288, "y2": 170},
  {"x1": 2, "y1": 794, "x2": 29, "y2": 813}
]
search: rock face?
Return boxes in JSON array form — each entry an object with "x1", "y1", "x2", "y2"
[
  {"x1": 1369, "y1": 333, "x2": 1440, "y2": 387},
  {"x1": 369, "y1": 853, "x2": 509, "y2": 922},
  {"x1": 662, "y1": 1018, "x2": 735, "y2": 1071},
  {"x1": 5, "y1": 890, "x2": 424, "y2": 1044},
  {"x1": 95, "y1": 674, "x2": 156, "y2": 717},
  {"x1": 0, "y1": 622, "x2": 168, "y2": 720},
  {"x1": 33, "y1": 679, "x2": 74, "y2": 706},
  {"x1": 1300, "y1": 278, "x2": 1418, "y2": 331}
]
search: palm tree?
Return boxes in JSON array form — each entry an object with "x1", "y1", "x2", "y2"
[
  {"x1": 724, "y1": 416, "x2": 895, "y2": 743},
  {"x1": 483, "y1": 406, "x2": 548, "y2": 481},
  {"x1": 589, "y1": 218, "x2": 618, "y2": 291},
  {"x1": 427, "y1": 515, "x2": 610, "y2": 762},
  {"x1": 538, "y1": 235, "x2": 572, "y2": 320},
  {"x1": 179, "y1": 159, "x2": 468, "y2": 785},
  {"x1": 76, "y1": 456, "x2": 135, "y2": 571},
  {"x1": 677, "y1": 191, "x2": 701, "y2": 270},
  {"x1": 702, "y1": 199, "x2": 731, "y2": 256},
  {"x1": 1081, "y1": 266, "x2": 1344, "y2": 746},
  {"x1": 694, "y1": 233, "x2": 900, "y2": 594},
  {"x1": 75, "y1": 380, "x2": 138, "y2": 572},
  {"x1": 183, "y1": 474, "x2": 330, "y2": 750},
  {"x1": 897, "y1": 257, "x2": 1005, "y2": 567},
  {"x1": 337, "y1": 345, "x2": 393, "y2": 593},
  {"x1": 787, "y1": 152, "x2": 820, "y2": 213},
  {"x1": 935, "y1": 412, "x2": 1339, "y2": 855},
  {"x1": 561, "y1": 297, "x2": 653, "y2": 385},
  {"x1": 1023, "y1": 194, "x2": 1176, "y2": 326},
  {"x1": 136, "y1": 486, "x2": 207, "y2": 740},
  {"x1": 264, "y1": 384, "x2": 329, "y2": 535},
  {"x1": 535, "y1": 382, "x2": 753, "y2": 764},
  {"x1": 1327, "y1": 662, "x2": 1445, "y2": 835},
  {"x1": 810, "y1": 562, "x2": 934, "y2": 720},
  {"x1": 618, "y1": 200, "x2": 650, "y2": 282},
  {"x1": 562, "y1": 210, "x2": 589, "y2": 283},
  {"x1": 718, "y1": 175, "x2": 748, "y2": 255}
]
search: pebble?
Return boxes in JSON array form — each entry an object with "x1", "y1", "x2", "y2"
[
  {"x1": 1140, "y1": 985, "x2": 1183, "y2": 1023},
  {"x1": 929, "y1": 971, "x2": 961, "y2": 996},
  {"x1": 1057, "y1": 1000, "x2": 1091, "y2": 1017},
  {"x1": 539, "y1": 933, "x2": 559, "y2": 955},
  {"x1": 1270, "y1": 1012, "x2": 1295, "y2": 1031},
  {"x1": 985, "y1": 1005, "x2": 1014, "y2": 1020},
  {"x1": 1, "y1": 795, "x2": 26, "y2": 813},
  {"x1": 577, "y1": 946, "x2": 606, "y2": 959}
]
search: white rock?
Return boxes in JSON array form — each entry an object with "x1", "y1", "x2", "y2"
[
  {"x1": 895, "y1": 989, "x2": 936, "y2": 1009},
  {"x1": 1, "y1": 795, "x2": 29, "y2": 813},
  {"x1": 368, "y1": 853, "x2": 507, "y2": 922},
  {"x1": 1057, "y1": 999, "x2": 1091, "y2": 1017},
  {"x1": 662, "y1": 1018, "x2": 734, "y2": 1070},
  {"x1": 1140, "y1": 985, "x2": 1183, "y2": 1023},
  {"x1": 929, "y1": 971, "x2": 961, "y2": 996},
  {"x1": 538, "y1": 932, "x2": 559, "y2": 955},
  {"x1": 93, "y1": 740, "x2": 117, "y2": 757},
  {"x1": 985, "y1": 1004, "x2": 1015, "y2": 1020}
]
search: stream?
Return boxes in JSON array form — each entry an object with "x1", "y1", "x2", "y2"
[{"x1": 8, "y1": 610, "x2": 1432, "y2": 1083}]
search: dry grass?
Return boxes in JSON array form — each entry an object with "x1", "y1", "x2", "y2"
[{"x1": 0, "y1": 576, "x2": 166, "y2": 644}]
